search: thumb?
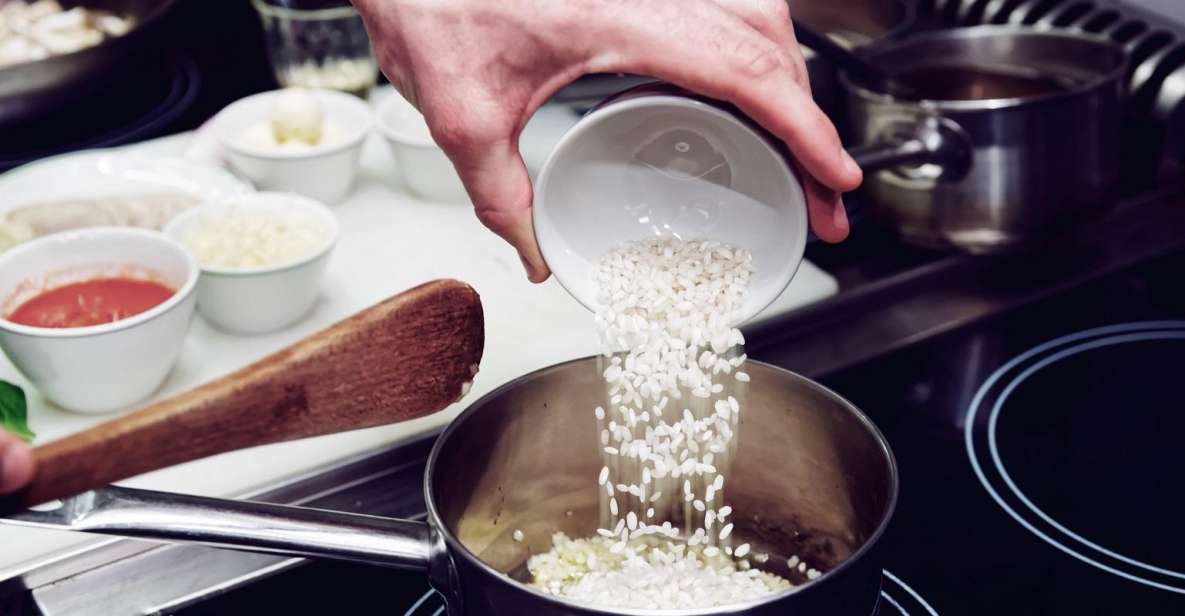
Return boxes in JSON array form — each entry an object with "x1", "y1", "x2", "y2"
[
  {"x1": 0, "y1": 433, "x2": 34, "y2": 495},
  {"x1": 452, "y1": 140, "x2": 550, "y2": 283}
]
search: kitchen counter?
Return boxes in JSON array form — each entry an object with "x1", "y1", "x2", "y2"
[{"x1": 0, "y1": 128, "x2": 837, "y2": 576}]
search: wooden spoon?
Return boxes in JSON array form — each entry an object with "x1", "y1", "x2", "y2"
[{"x1": 15, "y1": 279, "x2": 484, "y2": 508}]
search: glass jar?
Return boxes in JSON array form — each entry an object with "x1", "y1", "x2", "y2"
[{"x1": 251, "y1": 0, "x2": 378, "y2": 98}]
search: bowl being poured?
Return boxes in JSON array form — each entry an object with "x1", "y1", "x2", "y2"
[{"x1": 532, "y1": 84, "x2": 809, "y2": 326}]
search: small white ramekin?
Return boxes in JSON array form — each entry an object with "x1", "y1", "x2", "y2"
[
  {"x1": 0, "y1": 227, "x2": 199, "y2": 414},
  {"x1": 164, "y1": 192, "x2": 339, "y2": 336},
  {"x1": 375, "y1": 92, "x2": 469, "y2": 203},
  {"x1": 532, "y1": 84, "x2": 809, "y2": 326},
  {"x1": 211, "y1": 88, "x2": 373, "y2": 204}
]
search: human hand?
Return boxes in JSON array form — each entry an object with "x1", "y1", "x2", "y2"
[
  {"x1": 354, "y1": 0, "x2": 862, "y2": 282},
  {"x1": 0, "y1": 430, "x2": 33, "y2": 494}
]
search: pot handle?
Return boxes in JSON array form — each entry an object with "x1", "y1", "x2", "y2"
[
  {"x1": 2, "y1": 486, "x2": 434, "y2": 571},
  {"x1": 848, "y1": 115, "x2": 973, "y2": 179}
]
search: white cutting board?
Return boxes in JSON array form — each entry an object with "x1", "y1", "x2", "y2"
[{"x1": 0, "y1": 102, "x2": 837, "y2": 575}]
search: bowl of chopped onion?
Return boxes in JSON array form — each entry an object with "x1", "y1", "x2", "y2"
[{"x1": 163, "y1": 192, "x2": 339, "y2": 335}]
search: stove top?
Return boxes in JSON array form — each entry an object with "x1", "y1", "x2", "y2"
[
  {"x1": 390, "y1": 568, "x2": 941, "y2": 616},
  {"x1": 163, "y1": 248, "x2": 1185, "y2": 615},
  {"x1": 0, "y1": 56, "x2": 200, "y2": 173}
]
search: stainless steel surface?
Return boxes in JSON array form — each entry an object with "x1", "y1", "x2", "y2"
[
  {"x1": 4, "y1": 486, "x2": 435, "y2": 571},
  {"x1": 792, "y1": 17, "x2": 920, "y2": 100},
  {"x1": 2, "y1": 360, "x2": 897, "y2": 616},
  {"x1": 931, "y1": 0, "x2": 1185, "y2": 183},
  {"x1": 0, "y1": 0, "x2": 177, "y2": 125},
  {"x1": 843, "y1": 26, "x2": 1126, "y2": 252},
  {"x1": 793, "y1": 0, "x2": 915, "y2": 124},
  {"x1": 9, "y1": 434, "x2": 437, "y2": 616},
  {"x1": 790, "y1": 0, "x2": 913, "y2": 46},
  {"x1": 849, "y1": 114, "x2": 973, "y2": 180},
  {"x1": 425, "y1": 358, "x2": 896, "y2": 616}
]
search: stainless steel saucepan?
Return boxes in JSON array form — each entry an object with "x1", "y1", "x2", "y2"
[
  {"x1": 5, "y1": 358, "x2": 897, "y2": 616},
  {"x1": 844, "y1": 26, "x2": 1128, "y2": 252}
]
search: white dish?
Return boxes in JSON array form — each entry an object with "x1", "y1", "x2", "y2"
[
  {"x1": 164, "y1": 192, "x2": 339, "y2": 335},
  {"x1": 532, "y1": 88, "x2": 809, "y2": 325},
  {"x1": 212, "y1": 88, "x2": 372, "y2": 204},
  {"x1": 0, "y1": 150, "x2": 251, "y2": 212},
  {"x1": 0, "y1": 228, "x2": 199, "y2": 414},
  {"x1": 375, "y1": 91, "x2": 468, "y2": 203}
]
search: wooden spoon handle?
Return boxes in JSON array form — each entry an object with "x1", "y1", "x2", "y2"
[{"x1": 19, "y1": 279, "x2": 484, "y2": 507}]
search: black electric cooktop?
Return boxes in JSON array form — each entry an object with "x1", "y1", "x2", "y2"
[{"x1": 180, "y1": 251, "x2": 1185, "y2": 615}]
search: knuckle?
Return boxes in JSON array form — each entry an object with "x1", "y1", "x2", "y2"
[
  {"x1": 425, "y1": 106, "x2": 502, "y2": 157},
  {"x1": 806, "y1": 104, "x2": 837, "y2": 135},
  {"x1": 808, "y1": 110, "x2": 842, "y2": 149},
  {"x1": 425, "y1": 110, "x2": 475, "y2": 153},
  {"x1": 735, "y1": 41, "x2": 785, "y2": 80}
]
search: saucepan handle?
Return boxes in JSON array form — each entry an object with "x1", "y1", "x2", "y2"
[
  {"x1": 848, "y1": 115, "x2": 973, "y2": 178},
  {"x1": 1, "y1": 486, "x2": 434, "y2": 571}
]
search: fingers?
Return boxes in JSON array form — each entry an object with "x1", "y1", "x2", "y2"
[
  {"x1": 594, "y1": 2, "x2": 862, "y2": 196},
  {"x1": 445, "y1": 136, "x2": 551, "y2": 283},
  {"x1": 801, "y1": 171, "x2": 850, "y2": 242},
  {"x1": 0, "y1": 432, "x2": 34, "y2": 495},
  {"x1": 592, "y1": 1, "x2": 862, "y2": 195},
  {"x1": 708, "y1": 0, "x2": 811, "y2": 92}
]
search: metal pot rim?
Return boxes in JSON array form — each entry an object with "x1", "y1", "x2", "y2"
[
  {"x1": 840, "y1": 25, "x2": 1129, "y2": 112},
  {"x1": 423, "y1": 356, "x2": 900, "y2": 615}
]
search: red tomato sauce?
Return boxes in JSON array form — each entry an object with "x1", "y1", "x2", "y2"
[{"x1": 8, "y1": 277, "x2": 176, "y2": 328}]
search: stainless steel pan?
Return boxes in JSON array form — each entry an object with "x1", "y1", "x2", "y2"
[
  {"x1": 844, "y1": 26, "x2": 1128, "y2": 252},
  {"x1": 0, "y1": 0, "x2": 177, "y2": 124},
  {"x1": 5, "y1": 358, "x2": 898, "y2": 616}
]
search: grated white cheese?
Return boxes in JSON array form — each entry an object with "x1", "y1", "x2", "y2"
[{"x1": 182, "y1": 207, "x2": 330, "y2": 269}]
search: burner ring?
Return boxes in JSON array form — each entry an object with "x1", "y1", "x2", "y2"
[
  {"x1": 966, "y1": 321, "x2": 1185, "y2": 594},
  {"x1": 880, "y1": 569, "x2": 940, "y2": 616}
]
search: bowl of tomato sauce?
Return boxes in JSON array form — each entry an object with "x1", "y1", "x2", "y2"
[{"x1": 0, "y1": 227, "x2": 199, "y2": 414}]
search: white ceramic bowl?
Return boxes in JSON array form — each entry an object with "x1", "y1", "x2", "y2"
[
  {"x1": 0, "y1": 228, "x2": 199, "y2": 414},
  {"x1": 211, "y1": 88, "x2": 372, "y2": 204},
  {"x1": 532, "y1": 86, "x2": 809, "y2": 325},
  {"x1": 375, "y1": 91, "x2": 469, "y2": 203},
  {"x1": 164, "y1": 192, "x2": 339, "y2": 335}
]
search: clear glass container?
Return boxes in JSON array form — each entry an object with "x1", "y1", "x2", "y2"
[{"x1": 251, "y1": 0, "x2": 378, "y2": 98}]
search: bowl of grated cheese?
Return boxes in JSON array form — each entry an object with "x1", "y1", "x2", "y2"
[{"x1": 163, "y1": 192, "x2": 338, "y2": 335}]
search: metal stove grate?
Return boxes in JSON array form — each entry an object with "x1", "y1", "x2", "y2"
[{"x1": 915, "y1": 0, "x2": 1185, "y2": 184}]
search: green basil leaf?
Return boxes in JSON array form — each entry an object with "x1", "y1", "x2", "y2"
[{"x1": 0, "y1": 380, "x2": 33, "y2": 442}]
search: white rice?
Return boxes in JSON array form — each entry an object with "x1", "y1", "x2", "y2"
[
  {"x1": 526, "y1": 237, "x2": 798, "y2": 608},
  {"x1": 528, "y1": 532, "x2": 790, "y2": 610}
]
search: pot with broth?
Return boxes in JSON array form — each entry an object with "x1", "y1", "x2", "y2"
[
  {"x1": 892, "y1": 64, "x2": 1074, "y2": 101},
  {"x1": 842, "y1": 27, "x2": 1126, "y2": 253}
]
